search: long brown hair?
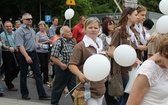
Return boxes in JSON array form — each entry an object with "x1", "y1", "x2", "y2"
[{"x1": 115, "y1": 7, "x2": 136, "y2": 38}]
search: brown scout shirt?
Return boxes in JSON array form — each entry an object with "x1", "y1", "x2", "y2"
[
  {"x1": 110, "y1": 30, "x2": 137, "y2": 78},
  {"x1": 69, "y1": 41, "x2": 106, "y2": 98}
]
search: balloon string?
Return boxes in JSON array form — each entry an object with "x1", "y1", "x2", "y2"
[
  {"x1": 65, "y1": 82, "x2": 81, "y2": 97},
  {"x1": 63, "y1": 19, "x2": 67, "y2": 26}
]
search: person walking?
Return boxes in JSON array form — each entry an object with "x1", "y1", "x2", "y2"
[
  {"x1": 14, "y1": 13, "x2": 50, "y2": 100},
  {"x1": 69, "y1": 17, "x2": 106, "y2": 105},
  {"x1": 50, "y1": 26, "x2": 76, "y2": 105},
  {"x1": 99, "y1": 17, "x2": 118, "y2": 105},
  {"x1": 1, "y1": 21, "x2": 20, "y2": 91},
  {"x1": 107, "y1": 7, "x2": 145, "y2": 105},
  {"x1": 48, "y1": 16, "x2": 59, "y2": 39},
  {"x1": 36, "y1": 20, "x2": 51, "y2": 85},
  {"x1": 72, "y1": 16, "x2": 86, "y2": 44}
]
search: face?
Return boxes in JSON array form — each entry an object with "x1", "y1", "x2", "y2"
[
  {"x1": 5, "y1": 22, "x2": 13, "y2": 33},
  {"x1": 128, "y1": 10, "x2": 139, "y2": 24},
  {"x1": 22, "y1": 15, "x2": 33, "y2": 26},
  {"x1": 15, "y1": 22, "x2": 21, "y2": 28},
  {"x1": 138, "y1": 11, "x2": 146, "y2": 23},
  {"x1": 62, "y1": 27, "x2": 72, "y2": 39},
  {"x1": 39, "y1": 24, "x2": 45, "y2": 31},
  {"x1": 53, "y1": 18, "x2": 58, "y2": 26},
  {"x1": 80, "y1": 17, "x2": 86, "y2": 26},
  {"x1": 85, "y1": 21, "x2": 100, "y2": 38},
  {"x1": 107, "y1": 21, "x2": 114, "y2": 31}
]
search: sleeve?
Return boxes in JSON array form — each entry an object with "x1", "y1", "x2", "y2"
[
  {"x1": 72, "y1": 27, "x2": 78, "y2": 39},
  {"x1": 137, "y1": 60, "x2": 160, "y2": 86},
  {"x1": 69, "y1": 43, "x2": 83, "y2": 66},
  {"x1": 14, "y1": 30, "x2": 24, "y2": 47},
  {"x1": 50, "y1": 39, "x2": 62, "y2": 58},
  {"x1": 0, "y1": 33, "x2": 7, "y2": 46},
  {"x1": 110, "y1": 31, "x2": 120, "y2": 47},
  {"x1": 48, "y1": 27, "x2": 55, "y2": 37}
]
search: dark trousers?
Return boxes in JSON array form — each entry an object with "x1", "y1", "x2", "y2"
[
  {"x1": 118, "y1": 77, "x2": 129, "y2": 105},
  {"x1": 105, "y1": 81, "x2": 118, "y2": 105},
  {"x1": 51, "y1": 64, "x2": 76, "y2": 105},
  {"x1": 2, "y1": 51, "x2": 20, "y2": 89},
  {"x1": 37, "y1": 52, "x2": 49, "y2": 83},
  {"x1": 19, "y1": 51, "x2": 47, "y2": 97}
]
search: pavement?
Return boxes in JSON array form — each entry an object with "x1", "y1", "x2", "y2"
[
  {"x1": 0, "y1": 75, "x2": 74, "y2": 105},
  {"x1": 0, "y1": 75, "x2": 107, "y2": 105}
]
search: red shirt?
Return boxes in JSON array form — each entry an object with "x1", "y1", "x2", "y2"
[{"x1": 72, "y1": 23, "x2": 85, "y2": 43}]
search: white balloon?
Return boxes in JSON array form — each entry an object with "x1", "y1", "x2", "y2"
[
  {"x1": 159, "y1": 0, "x2": 168, "y2": 15},
  {"x1": 113, "y1": 44, "x2": 137, "y2": 67},
  {"x1": 83, "y1": 54, "x2": 111, "y2": 81},
  {"x1": 64, "y1": 8, "x2": 75, "y2": 20},
  {"x1": 156, "y1": 15, "x2": 168, "y2": 34}
]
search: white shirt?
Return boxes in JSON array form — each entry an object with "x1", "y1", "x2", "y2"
[{"x1": 137, "y1": 60, "x2": 168, "y2": 105}]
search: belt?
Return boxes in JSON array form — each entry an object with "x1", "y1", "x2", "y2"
[{"x1": 26, "y1": 50, "x2": 36, "y2": 53}]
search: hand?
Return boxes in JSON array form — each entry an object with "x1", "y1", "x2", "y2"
[
  {"x1": 50, "y1": 61, "x2": 54, "y2": 66},
  {"x1": 78, "y1": 73, "x2": 87, "y2": 83},
  {"x1": 132, "y1": 58, "x2": 142, "y2": 67},
  {"x1": 45, "y1": 39, "x2": 52, "y2": 43},
  {"x1": 9, "y1": 47, "x2": 15, "y2": 53},
  {"x1": 148, "y1": 36, "x2": 155, "y2": 43},
  {"x1": 25, "y1": 56, "x2": 33, "y2": 64},
  {"x1": 60, "y1": 63, "x2": 67, "y2": 70},
  {"x1": 15, "y1": 48, "x2": 19, "y2": 52}
]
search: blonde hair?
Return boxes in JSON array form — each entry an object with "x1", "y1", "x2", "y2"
[{"x1": 84, "y1": 17, "x2": 101, "y2": 29}]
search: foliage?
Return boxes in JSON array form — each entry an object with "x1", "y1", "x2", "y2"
[{"x1": 0, "y1": 0, "x2": 161, "y2": 28}]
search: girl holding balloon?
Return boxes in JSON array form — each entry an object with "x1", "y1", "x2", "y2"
[
  {"x1": 69, "y1": 17, "x2": 106, "y2": 105},
  {"x1": 107, "y1": 7, "x2": 143, "y2": 105}
]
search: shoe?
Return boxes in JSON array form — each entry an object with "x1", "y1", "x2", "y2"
[
  {"x1": 22, "y1": 96, "x2": 31, "y2": 100},
  {"x1": 0, "y1": 92, "x2": 4, "y2": 97},
  {"x1": 8, "y1": 88, "x2": 18, "y2": 91},
  {"x1": 39, "y1": 95, "x2": 51, "y2": 100}
]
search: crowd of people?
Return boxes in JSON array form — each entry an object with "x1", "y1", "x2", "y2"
[{"x1": 0, "y1": 4, "x2": 168, "y2": 105}]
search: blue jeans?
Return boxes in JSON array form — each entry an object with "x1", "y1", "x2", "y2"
[
  {"x1": 51, "y1": 64, "x2": 76, "y2": 105},
  {"x1": 19, "y1": 51, "x2": 47, "y2": 97},
  {"x1": 118, "y1": 77, "x2": 129, "y2": 105},
  {"x1": 0, "y1": 85, "x2": 3, "y2": 92}
]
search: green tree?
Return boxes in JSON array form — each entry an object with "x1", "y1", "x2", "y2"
[{"x1": 0, "y1": 0, "x2": 161, "y2": 27}]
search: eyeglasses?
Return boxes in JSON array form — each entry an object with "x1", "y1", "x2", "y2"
[{"x1": 24, "y1": 18, "x2": 32, "y2": 21}]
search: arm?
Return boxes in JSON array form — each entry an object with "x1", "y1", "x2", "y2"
[
  {"x1": 69, "y1": 64, "x2": 87, "y2": 83},
  {"x1": 19, "y1": 45, "x2": 33, "y2": 63},
  {"x1": 50, "y1": 56, "x2": 67, "y2": 70},
  {"x1": 126, "y1": 74, "x2": 150, "y2": 105},
  {"x1": 137, "y1": 45, "x2": 147, "y2": 51},
  {"x1": 107, "y1": 45, "x2": 115, "y2": 58}
]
